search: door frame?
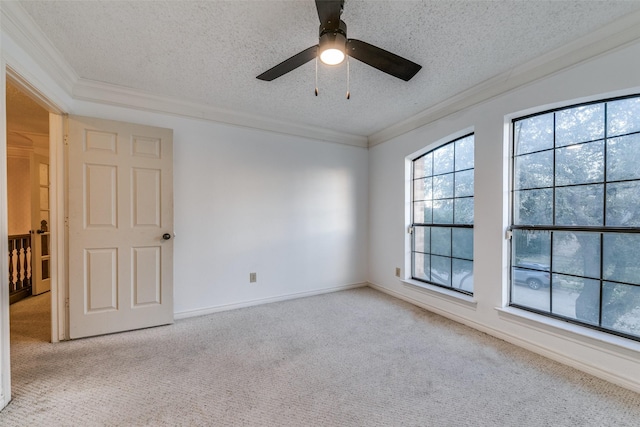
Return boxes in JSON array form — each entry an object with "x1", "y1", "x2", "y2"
[
  {"x1": 1, "y1": 65, "x2": 67, "y2": 408},
  {"x1": 5, "y1": 69, "x2": 67, "y2": 342}
]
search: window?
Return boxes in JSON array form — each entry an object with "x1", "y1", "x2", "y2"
[
  {"x1": 511, "y1": 95, "x2": 640, "y2": 341},
  {"x1": 411, "y1": 134, "x2": 474, "y2": 295}
]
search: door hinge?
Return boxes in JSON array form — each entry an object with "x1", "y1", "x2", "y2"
[
  {"x1": 505, "y1": 229, "x2": 513, "y2": 240},
  {"x1": 65, "y1": 298, "x2": 69, "y2": 308},
  {"x1": 407, "y1": 226, "x2": 414, "y2": 234},
  {"x1": 64, "y1": 134, "x2": 69, "y2": 146}
]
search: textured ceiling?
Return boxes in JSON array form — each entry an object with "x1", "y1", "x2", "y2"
[{"x1": 16, "y1": 0, "x2": 640, "y2": 139}]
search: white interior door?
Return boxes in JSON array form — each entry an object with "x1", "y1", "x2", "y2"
[
  {"x1": 30, "y1": 153, "x2": 51, "y2": 296},
  {"x1": 68, "y1": 115, "x2": 174, "y2": 339}
]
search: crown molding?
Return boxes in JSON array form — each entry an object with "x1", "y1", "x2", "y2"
[
  {"x1": 73, "y1": 79, "x2": 368, "y2": 148},
  {"x1": 2, "y1": 2, "x2": 366, "y2": 148},
  {"x1": 7, "y1": 0, "x2": 639, "y2": 150},
  {"x1": 367, "y1": 10, "x2": 640, "y2": 147},
  {"x1": 1, "y1": 1, "x2": 77, "y2": 98}
]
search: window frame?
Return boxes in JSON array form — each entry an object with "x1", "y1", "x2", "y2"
[
  {"x1": 410, "y1": 133, "x2": 475, "y2": 296},
  {"x1": 509, "y1": 93, "x2": 640, "y2": 342}
]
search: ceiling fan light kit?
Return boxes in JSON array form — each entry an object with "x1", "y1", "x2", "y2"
[
  {"x1": 318, "y1": 20, "x2": 347, "y2": 65},
  {"x1": 256, "y1": 0, "x2": 421, "y2": 89}
]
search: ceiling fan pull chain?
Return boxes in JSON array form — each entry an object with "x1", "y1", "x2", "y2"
[
  {"x1": 315, "y1": 57, "x2": 319, "y2": 96},
  {"x1": 346, "y1": 56, "x2": 350, "y2": 100}
]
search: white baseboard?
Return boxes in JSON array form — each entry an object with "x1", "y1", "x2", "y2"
[
  {"x1": 367, "y1": 282, "x2": 640, "y2": 394},
  {"x1": 174, "y1": 282, "x2": 367, "y2": 320}
]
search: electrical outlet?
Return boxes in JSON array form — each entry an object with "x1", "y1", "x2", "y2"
[
  {"x1": 249, "y1": 272, "x2": 257, "y2": 283},
  {"x1": 395, "y1": 267, "x2": 401, "y2": 277}
]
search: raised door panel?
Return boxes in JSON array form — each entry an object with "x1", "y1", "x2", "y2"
[
  {"x1": 85, "y1": 248, "x2": 118, "y2": 312},
  {"x1": 132, "y1": 246, "x2": 161, "y2": 306},
  {"x1": 132, "y1": 168, "x2": 161, "y2": 227},
  {"x1": 85, "y1": 164, "x2": 117, "y2": 228}
]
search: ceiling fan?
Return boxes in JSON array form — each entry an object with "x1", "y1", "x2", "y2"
[{"x1": 256, "y1": 0, "x2": 422, "y2": 82}]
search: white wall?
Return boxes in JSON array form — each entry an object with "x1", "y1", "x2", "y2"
[
  {"x1": 1, "y1": 16, "x2": 368, "y2": 321},
  {"x1": 369, "y1": 40, "x2": 640, "y2": 392},
  {"x1": 71, "y1": 102, "x2": 369, "y2": 315},
  {"x1": 6, "y1": 156, "x2": 30, "y2": 235}
]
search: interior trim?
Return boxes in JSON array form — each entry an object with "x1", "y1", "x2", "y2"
[
  {"x1": 367, "y1": 9, "x2": 640, "y2": 147},
  {"x1": 174, "y1": 282, "x2": 367, "y2": 320},
  {"x1": 5, "y1": 1, "x2": 640, "y2": 150},
  {"x1": 1, "y1": 2, "x2": 77, "y2": 96},
  {"x1": 72, "y1": 79, "x2": 369, "y2": 148}
]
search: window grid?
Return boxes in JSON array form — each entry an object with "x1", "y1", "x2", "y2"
[
  {"x1": 511, "y1": 94, "x2": 640, "y2": 342},
  {"x1": 412, "y1": 134, "x2": 474, "y2": 295}
]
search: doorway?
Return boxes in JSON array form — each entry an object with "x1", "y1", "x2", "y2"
[{"x1": 6, "y1": 79, "x2": 51, "y2": 342}]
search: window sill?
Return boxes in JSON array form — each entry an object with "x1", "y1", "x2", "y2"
[
  {"x1": 496, "y1": 306, "x2": 640, "y2": 356},
  {"x1": 401, "y1": 279, "x2": 477, "y2": 309}
]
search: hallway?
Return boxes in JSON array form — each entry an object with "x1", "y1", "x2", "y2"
[{"x1": 10, "y1": 292, "x2": 50, "y2": 344}]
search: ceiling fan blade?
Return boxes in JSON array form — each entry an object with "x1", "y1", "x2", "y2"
[
  {"x1": 256, "y1": 45, "x2": 319, "y2": 81},
  {"x1": 346, "y1": 39, "x2": 422, "y2": 81},
  {"x1": 315, "y1": 0, "x2": 343, "y2": 27}
]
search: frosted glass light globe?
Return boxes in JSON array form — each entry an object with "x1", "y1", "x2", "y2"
[{"x1": 320, "y1": 48, "x2": 345, "y2": 65}]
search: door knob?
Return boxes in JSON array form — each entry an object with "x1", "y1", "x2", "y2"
[{"x1": 162, "y1": 233, "x2": 172, "y2": 240}]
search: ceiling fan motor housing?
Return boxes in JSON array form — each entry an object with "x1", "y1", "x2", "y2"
[{"x1": 319, "y1": 20, "x2": 347, "y2": 56}]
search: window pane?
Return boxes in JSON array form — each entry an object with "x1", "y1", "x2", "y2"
[
  {"x1": 606, "y1": 181, "x2": 640, "y2": 227},
  {"x1": 412, "y1": 134, "x2": 473, "y2": 296},
  {"x1": 455, "y1": 135, "x2": 474, "y2": 171},
  {"x1": 431, "y1": 227, "x2": 451, "y2": 256},
  {"x1": 607, "y1": 134, "x2": 640, "y2": 181},
  {"x1": 512, "y1": 95, "x2": 640, "y2": 339},
  {"x1": 454, "y1": 198, "x2": 474, "y2": 225},
  {"x1": 40, "y1": 187, "x2": 49, "y2": 210},
  {"x1": 514, "y1": 188, "x2": 553, "y2": 225},
  {"x1": 42, "y1": 259, "x2": 50, "y2": 280},
  {"x1": 40, "y1": 211, "x2": 50, "y2": 229},
  {"x1": 607, "y1": 97, "x2": 640, "y2": 137},
  {"x1": 552, "y1": 275, "x2": 600, "y2": 326},
  {"x1": 39, "y1": 163, "x2": 49, "y2": 186},
  {"x1": 513, "y1": 264, "x2": 550, "y2": 288},
  {"x1": 431, "y1": 255, "x2": 451, "y2": 286},
  {"x1": 433, "y1": 144, "x2": 454, "y2": 175},
  {"x1": 414, "y1": 152, "x2": 432, "y2": 179},
  {"x1": 413, "y1": 226, "x2": 430, "y2": 253},
  {"x1": 513, "y1": 230, "x2": 551, "y2": 267},
  {"x1": 433, "y1": 173, "x2": 454, "y2": 199},
  {"x1": 433, "y1": 200, "x2": 453, "y2": 224},
  {"x1": 454, "y1": 169, "x2": 474, "y2": 197},
  {"x1": 452, "y1": 259, "x2": 473, "y2": 293},
  {"x1": 514, "y1": 113, "x2": 554, "y2": 155},
  {"x1": 555, "y1": 141, "x2": 604, "y2": 186},
  {"x1": 511, "y1": 270, "x2": 550, "y2": 312},
  {"x1": 555, "y1": 184, "x2": 603, "y2": 226},
  {"x1": 603, "y1": 233, "x2": 640, "y2": 285},
  {"x1": 41, "y1": 234, "x2": 50, "y2": 257},
  {"x1": 555, "y1": 103, "x2": 604, "y2": 146},
  {"x1": 514, "y1": 151, "x2": 553, "y2": 190},
  {"x1": 413, "y1": 177, "x2": 432, "y2": 201},
  {"x1": 413, "y1": 253, "x2": 429, "y2": 282},
  {"x1": 552, "y1": 232, "x2": 600, "y2": 278},
  {"x1": 452, "y1": 228, "x2": 473, "y2": 260},
  {"x1": 602, "y1": 282, "x2": 640, "y2": 338},
  {"x1": 413, "y1": 201, "x2": 432, "y2": 224}
]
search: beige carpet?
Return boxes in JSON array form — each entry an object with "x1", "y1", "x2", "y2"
[{"x1": 2, "y1": 287, "x2": 640, "y2": 426}]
